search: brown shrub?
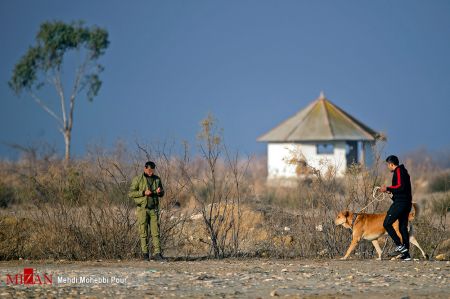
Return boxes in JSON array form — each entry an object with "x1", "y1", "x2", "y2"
[{"x1": 0, "y1": 140, "x2": 448, "y2": 260}]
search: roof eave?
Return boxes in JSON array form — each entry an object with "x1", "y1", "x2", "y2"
[{"x1": 257, "y1": 135, "x2": 378, "y2": 143}]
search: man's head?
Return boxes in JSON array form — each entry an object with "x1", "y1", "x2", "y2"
[
  {"x1": 385, "y1": 155, "x2": 399, "y2": 172},
  {"x1": 144, "y1": 161, "x2": 156, "y2": 176}
]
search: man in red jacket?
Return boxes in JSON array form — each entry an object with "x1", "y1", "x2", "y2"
[{"x1": 380, "y1": 155, "x2": 413, "y2": 261}]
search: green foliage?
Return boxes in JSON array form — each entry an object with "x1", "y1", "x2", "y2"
[{"x1": 9, "y1": 20, "x2": 109, "y2": 101}]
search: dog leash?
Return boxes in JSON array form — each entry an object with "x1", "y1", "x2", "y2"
[
  {"x1": 351, "y1": 187, "x2": 389, "y2": 229},
  {"x1": 358, "y1": 186, "x2": 389, "y2": 213}
]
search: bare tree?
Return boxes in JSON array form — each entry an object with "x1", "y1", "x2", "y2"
[{"x1": 180, "y1": 114, "x2": 248, "y2": 258}]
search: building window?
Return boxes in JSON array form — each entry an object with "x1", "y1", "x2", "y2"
[{"x1": 316, "y1": 143, "x2": 334, "y2": 155}]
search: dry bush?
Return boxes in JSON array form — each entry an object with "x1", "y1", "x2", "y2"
[
  {"x1": 411, "y1": 192, "x2": 450, "y2": 259},
  {"x1": 0, "y1": 216, "x2": 34, "y2": 260},
  {"x1": 0, "y1": 137, "x2": 448, "y2": 261},
  {"x1": 249, "y1": 142, "x2": 448, "y2": 260},
  {"x1": 0, "y1": 140, "x2": 191, "y2": 260},
  {"x1": 178, "y1": 114, "x2": 251, "y2": 258},
  {"x1": 0, "y1": 151, "x2": 139, "y2": 260},
  {"x1": 429, "y1": 171, "x2": 450, "y2": 194},
  {"x1": 0, "y1": 119, "x2": 253, "y2": 260}
]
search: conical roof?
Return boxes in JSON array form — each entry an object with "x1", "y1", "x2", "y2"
[{"x1": 258, "y1": 92, "x2": 379, "y2": 142}]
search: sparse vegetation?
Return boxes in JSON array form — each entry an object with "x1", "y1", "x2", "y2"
[
  {"x1": 0, "y1": 120, "x2": 449, "y2": 261},
  {"x1": 429, "y1": 171, "x2": 450, "y2": 193}
]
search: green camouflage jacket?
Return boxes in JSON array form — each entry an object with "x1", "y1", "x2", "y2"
[{"x1": 128, "y1": 173, "x2": 164, "y2": 209}]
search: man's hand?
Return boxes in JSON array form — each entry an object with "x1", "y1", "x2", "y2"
[
  {"x1": 380, "y1": 185, "x2": 387, "y2": 193},
  {"x1": 144, "y1": 189, "x2": 152, "y2": 196},
  {"x1": 156, "y1": 187, "x2": 161, "y2": 194}
]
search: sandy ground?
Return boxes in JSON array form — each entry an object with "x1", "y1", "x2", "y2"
[{"x1": 0, "y1": 258, "x2": 449, "y2": 298}]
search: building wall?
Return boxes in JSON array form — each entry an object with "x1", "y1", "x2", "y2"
[
  {"x1": 267, "y1": 142, "x2": 347, "y2": 178},
  {"x1": 362, "y1": 141, "x2": 375, "y2": 166}
]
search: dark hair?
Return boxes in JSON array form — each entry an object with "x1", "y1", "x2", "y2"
[
  {"x1": 145, "y1": 161, "x2": 156, "y2": 169},
  {"x1": 385, "y1": 155, "x2": 399, "y2": 166}
]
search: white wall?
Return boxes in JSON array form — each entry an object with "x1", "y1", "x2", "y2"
[{"x1": 267, "y1": 142, "x2": 347, "y2": 178}]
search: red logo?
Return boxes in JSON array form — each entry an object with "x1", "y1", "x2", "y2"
[{"x1": 5, "y1": 268, "x2": 52, "y2": 285}]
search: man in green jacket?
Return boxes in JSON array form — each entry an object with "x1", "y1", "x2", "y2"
[{"x1": 128, "y1": 161, "x2": 165, "y2": 261}]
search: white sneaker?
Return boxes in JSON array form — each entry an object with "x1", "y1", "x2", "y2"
[{"x1": 388, "y1": 245, "x2": 407, "y2": 257}]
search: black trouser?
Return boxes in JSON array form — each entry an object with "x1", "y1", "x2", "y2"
[{"x1": 383, "y1": 201, "x2": 412, "y2": 249}]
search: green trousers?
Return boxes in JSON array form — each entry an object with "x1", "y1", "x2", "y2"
[{"x1": 136, "y1": 206, "x2": 161, "y2": 254}]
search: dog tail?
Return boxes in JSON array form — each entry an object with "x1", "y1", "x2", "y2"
[
  {"x1": 408, "y1": 202, "x2": 419, "y2": 221},
  {"x1": 409, "y1": 223, "x2": 414, "y2": 235}
]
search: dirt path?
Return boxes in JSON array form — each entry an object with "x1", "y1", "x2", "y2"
[{"x1": 0, "y1": 258, "x2": 448, "y2": 298}]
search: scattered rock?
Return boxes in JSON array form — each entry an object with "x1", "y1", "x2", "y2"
[
  {"x1": 0, "y1": 259, "x2": 448, "y2": 297},
  {"x1": 435, "y1": 254, "x2": 447, "y2": 261},
  {"x1": 196, "y1": 274, "x2": 215, "y2": 280},
  {"x1": 190, "y1": 213, "x2": 203, "y2": 220}
]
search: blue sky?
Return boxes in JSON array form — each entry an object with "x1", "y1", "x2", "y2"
[{"x1": 1, "y1": 0, "x2": 449, "y2": 159}]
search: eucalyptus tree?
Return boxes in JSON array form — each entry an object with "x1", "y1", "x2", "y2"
[{"x1": 9, "y1": 21, "x2": 109, "y2": 162}]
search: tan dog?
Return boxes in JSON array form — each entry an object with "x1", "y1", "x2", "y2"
[{"x1": 335, "y1": 203, "x2": 427, "y2": 260}]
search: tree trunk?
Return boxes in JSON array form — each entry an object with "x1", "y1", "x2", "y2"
[{"x1": 64, "y1": 131, "x2": 71, "y2": 163}]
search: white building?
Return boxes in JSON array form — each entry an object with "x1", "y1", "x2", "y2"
[{"x1": 258, "y1": 92, "x2": 381, "y2": 178}]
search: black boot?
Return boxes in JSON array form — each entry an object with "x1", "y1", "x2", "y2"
[
  {"x1": 153, "y1": 253, "x2": 166, "y2": 261},
  {"x1": 142, "y1": 253, "x2": 150, "y2": 260}
]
